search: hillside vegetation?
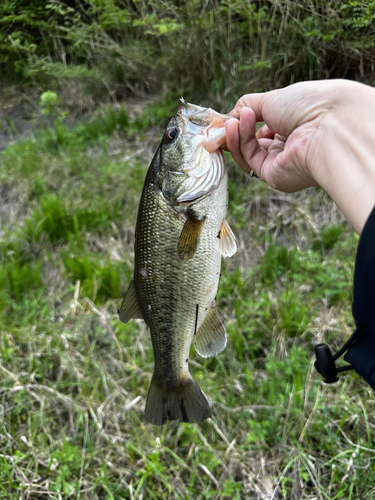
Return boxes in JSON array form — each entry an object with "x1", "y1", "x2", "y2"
[
  {"x1": 1, "y1": 0, "x2": 375, "y2": 107},
  {"x1": 1, "y1": 1, "x2": 375, "y2": 499}
]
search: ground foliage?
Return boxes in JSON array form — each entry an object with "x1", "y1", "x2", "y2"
[
  {"x1": 0, "y1": 94, "x2": 375, "y2": 499},
  {"x1": 1, "y1": 0, "x2": 375, "y2": 107},
  {"x1": 1, "y1": 0, "x2": 375, "y2": 499}
]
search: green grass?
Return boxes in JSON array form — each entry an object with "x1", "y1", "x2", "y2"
[{"x1": 0, "y1": 102, "x2": 374, "y2": 500}]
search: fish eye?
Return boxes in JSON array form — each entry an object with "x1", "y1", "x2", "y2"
[{"x1": 165, "y1": 128, "x2": 178, "y2": 142}]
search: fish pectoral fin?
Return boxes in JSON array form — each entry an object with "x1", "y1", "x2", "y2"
[
  {"x1": 194, "y1": 301, "x2": 227, "y2": 358},
  {"x1": 119, "y1": 279, "x2": 143, "y2": 323},
  {"x1": 218, "y1": 219, "x2": 237, "y2": 258},
  {"x1": 177, "y1": 214, "x2": 206, "y2": 261}
]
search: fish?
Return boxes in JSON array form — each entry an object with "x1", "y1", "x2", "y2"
[{"x1": 119, "y1": 98, "x2": 237, "y2": 425}]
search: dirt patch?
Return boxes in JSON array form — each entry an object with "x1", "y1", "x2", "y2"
[{"x1": 0, "y1": 99, "x2": 41, "y2": 151}]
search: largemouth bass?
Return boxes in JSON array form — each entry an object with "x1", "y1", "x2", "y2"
[{"x1": 119, "y1": 99, "x2": 237, "y2": 425}]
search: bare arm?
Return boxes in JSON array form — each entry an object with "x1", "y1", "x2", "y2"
[{"x1": 225, "y1": 80, "x2": 375, "y2": 234}]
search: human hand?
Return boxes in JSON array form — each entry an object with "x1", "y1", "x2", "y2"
[
  {"x1": 224, "y1": 80, "x2": 375, "y2": 233},
  {"x1": 224, "y1": 80, "x2": 343, "y2": 192}
]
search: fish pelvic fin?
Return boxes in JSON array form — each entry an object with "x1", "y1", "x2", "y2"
[{"x1": 144, "y1": 373, "x2": 211, "y2": 425}]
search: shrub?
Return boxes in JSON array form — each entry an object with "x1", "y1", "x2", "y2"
[{"x1": 1, "y1": 1, "x2": 374, "y2": 104}]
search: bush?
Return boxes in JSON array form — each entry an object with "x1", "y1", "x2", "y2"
[{"x1": 1, "y1": 1, "x2": 374, "y2": 104}]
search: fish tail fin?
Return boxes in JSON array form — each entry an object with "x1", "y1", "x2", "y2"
[{"x1": 144, "y1": 373, "x2": 211, "y2": 425}]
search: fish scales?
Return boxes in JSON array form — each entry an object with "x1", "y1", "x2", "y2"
[
  {"x1": 135, "y1": 171, "x2": 226, "y2": 380},
  {"x1": 120, "y1": 99, "x2": 237, "y2": 425}
]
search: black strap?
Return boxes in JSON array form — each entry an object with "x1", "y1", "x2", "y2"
[
  {"x1": 314, "y1": 326, "x2": 361, "y2": 384},
  {"x1": 314, "y1": 204, "x2": 375, "y2": 389}
]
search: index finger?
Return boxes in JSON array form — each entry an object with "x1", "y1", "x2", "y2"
[{"x1": 229, "y1": 91, "x2": 269, "y2": 121}]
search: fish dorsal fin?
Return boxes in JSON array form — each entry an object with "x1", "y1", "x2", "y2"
[
  {"x1": 177, "y1": 214, "x2": 206, "y2": 261},
  {"x1": 119, "y1": 279, "x2": 143, "y2": 323},
  {"x1": 218, "y1": 219, "x2": 237, "y2": 258},
  {"x1": 194, "y1": 301, "x2": 227, "y2": 358}
]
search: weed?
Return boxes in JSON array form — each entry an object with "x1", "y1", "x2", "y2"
[
  {"x1": 49, "y1": 441, "x2": 82, "y2": 496},
  {"x1": 0, "y1": 95, "x2": 373, "y2": 499},
  {"x1": 2, "y1": 1, "x2": 375, "y2": 109},
  {"x1": 61, "y1": 249, "x2": 125, "y2": 303}
]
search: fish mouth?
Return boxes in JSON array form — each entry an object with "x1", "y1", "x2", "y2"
[
  {"x1": 158, "y1": 99, "x2": 230, "y2": 205},
  {"x1": 178, "y1": 98, "x2": 207, "y2": 116},
  {"x1": 177, "y1": 97, "x2": 235, "y2": 123},
  {"x1": 177, "y1": 98, "x2": 237, "y2": 153}
]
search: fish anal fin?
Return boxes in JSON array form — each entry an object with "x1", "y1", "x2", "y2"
[
  {"x1": 194, "y1": 301, "x2": 227, "y2": 358},
  {"x1": 218, "y1": 219, "x2": 237, "y2": 258},
  {"x1": 145, "y1": 372, "x2": 211, "y2": 425},
  {"x1": 119, "y1": 279, "x2": 143, "y2": 323},
  {"x1": 177, "y1": 215, "x2": 206, "y2": 261}
]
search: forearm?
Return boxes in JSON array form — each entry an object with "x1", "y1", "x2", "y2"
[{"x1": 309, "y1": 82, "x2": 375, "y2": 234}]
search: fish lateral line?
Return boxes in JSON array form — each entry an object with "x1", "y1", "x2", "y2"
[{"x1": 194, "y1": 303, "x2": 199, "y2": 337}]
